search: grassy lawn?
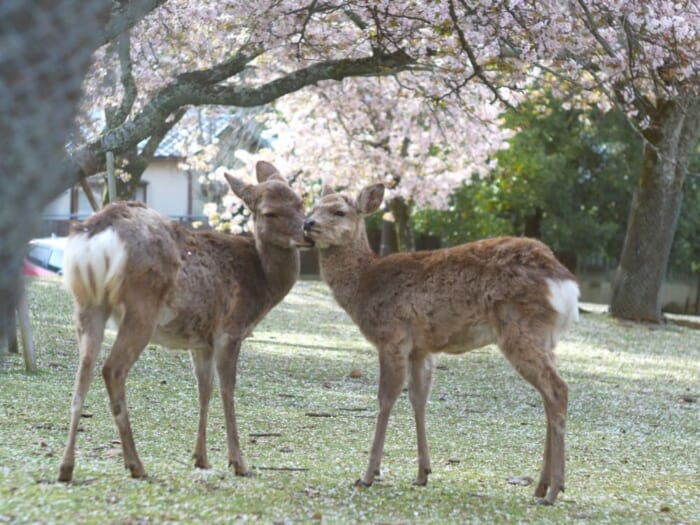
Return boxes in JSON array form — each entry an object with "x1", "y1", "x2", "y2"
[{"x1": 1, "y1": 277, "x2": 698, "y2": 524}]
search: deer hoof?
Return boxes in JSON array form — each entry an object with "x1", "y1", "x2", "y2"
[
  {"x1": 193, "y1": 456, "x2": 211, "y2": 470},
  {"x1": 354, "y1": 478, "x2": 372, "y2": 488},
  {"x1": 229, "y1": 459, "x2": 252, "y2": 477},
  {"x1": 58, "y1": 464, "x2": 74, "y2": 483},
  {"x1": 534, "y1": 481, "x2": 548, "y2": 498},
  {"x1": 128, "y1": 463, "x2": 147, "y2": 479},
  {"x1": 536, "y1": 497, "x2": 554, "y2": 506},
  {"x1": 413, "y1": 467, "x2": 431, "y2": 486}
]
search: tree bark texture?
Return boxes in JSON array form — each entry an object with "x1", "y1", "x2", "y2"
[
  {"x1": 610, "y1": 97, "x2": 700, "y2": 322},
  {"x1": 0, "y1": 1, "x2": 169, "y2": 360}
]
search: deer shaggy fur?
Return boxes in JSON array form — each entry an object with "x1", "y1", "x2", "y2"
[
  {"x1": 58, "y1": 161, "x2": 308, "y2": 482},
  {"x1": 303, "y1": 183, "x2": 579, "y2": 505}
]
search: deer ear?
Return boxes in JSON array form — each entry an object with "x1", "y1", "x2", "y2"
[
  {"x1": 356, "y1": 183, "x2": 385, "y2": 215},
  {"x1": 322, "y1": 179, "x2": 334, "y2": 197},
  {"x1": 224, "y1": 173, "x2": 256, "y2": 208},
  {"x1": 255, "y1": 161, "x2": 285, "y2": 183}
]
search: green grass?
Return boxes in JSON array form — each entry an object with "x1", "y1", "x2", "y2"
[{"x1": 1, "y1": 277, "x2": 698, "y2": 524}]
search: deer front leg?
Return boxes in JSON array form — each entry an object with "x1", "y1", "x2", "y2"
[
  {"x1": 357, "y1": 346, "x2": 406, "y2": 487},
  {"x1": 102, "y1": 309, "x2": 156, "y2": 479},
  {"x1": 408, "y1": 353, "x2": 435, "y2": 486},
  {"x1": 216, "y1": 337, "x2": 250, "y2": 477},
  {"x1": 59, "y1": 306, "x2": 108, "y2": 482},
  {"x1": 190, "y1": 348, "x2": 215, "y2": 469}
]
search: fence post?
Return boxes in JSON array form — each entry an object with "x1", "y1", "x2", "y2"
[
  {"x1": 106, "y1": 151, "x2": 116, "y2": 203},
  {"x1": 17, "y1": 284, "x2": 36, "y2": 373}
]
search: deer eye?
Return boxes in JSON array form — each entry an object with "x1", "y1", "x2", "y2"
[
  {"x1": 333, "y1": 210, "x2": 346, "y2": 217},
  {"x1": 263, "y1": 212, "x2": 278, "y2": 219}
]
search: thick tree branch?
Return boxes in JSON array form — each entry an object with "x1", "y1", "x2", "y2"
[
  {"x1": 184, "y1": 49, "x2": 415, "y2": 108},
  {"x1": 99, "y1": 0, "x2": 169, "y2": 47},
  {"x1": 175, "y1": 44, "x2": 264, "y2": 85},
  {"x1": 139, "y1": 107, "x2": 187, "y2": 160},
  {"x1": 69, "y1": 49, "x2": 415, "y2": 181},
  {"x1": 105, "y1": 31, "x2": 138, "y2": 129}
]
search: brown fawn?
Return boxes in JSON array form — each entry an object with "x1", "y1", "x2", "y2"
[
  {"x1": 302, "y1": 183, "x2": 578, "y2": 505},
  {"x1": 59, "y1": 161, "x2": 309, "y2": 482}
]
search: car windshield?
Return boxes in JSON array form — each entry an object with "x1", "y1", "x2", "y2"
[{"x1": 48, "y1": 249, "x2": 64, "y2": 273}]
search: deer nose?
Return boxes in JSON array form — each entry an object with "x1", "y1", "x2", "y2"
[{"x1": 303, "y1": 219, "x2": 315, "y2": 232}]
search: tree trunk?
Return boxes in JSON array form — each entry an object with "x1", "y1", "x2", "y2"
[
  {"x1": 523, "y1": 206, "x2": 543, "y2": 238},
  {"x1": 389, "y1": 197, "x2": 415, "y2": 252},
  {"x1": 610, "y1": 98, "x2": 700, "y2": 322},
  {"x1": 0, "y1": 1, "x2": 113, "y2": 357},
  {"x1": 102, "y1": 167, "x2": 144, "y2": 205},
  {"x1": 379, "y1": 218, "x2": 398, "y2": 255}
]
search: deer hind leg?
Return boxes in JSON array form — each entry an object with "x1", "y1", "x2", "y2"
[
  {"x1": 190, "y1": 348, "x2": 215, "y2": 469},
  {"x1": 500, "y1": 335, "x2": 568, "y2": 505},
  {"x1": 408, "y1": 353, "x2": 435, "y2": 486},
  {"x1": 101, "y1": 302, "x2": 160, "y2": 479},
  {"x1": 58, "y1": 304, "x2": 109, "y2": 482},
  {"x1": 215, "y1": 336, "x2": 250, "y2": 476},
  {"x1": 358, "y1": 343, "x2": 408, "y2": 487}
]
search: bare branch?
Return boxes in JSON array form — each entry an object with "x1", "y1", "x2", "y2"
[
  {"x1": 105, "y1": 31, "x2": 138, "y2": 130},
  {"x1": 447, "y1": 0, "x2": 515, "y2": 111},
  {"x1": 99, "y1": 0, "x2": 168, "y2": 47},
  {"x1": 575, "y1": 0, "x2": 617, "y2": 58}
]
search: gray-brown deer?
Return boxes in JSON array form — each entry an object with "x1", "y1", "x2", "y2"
[
  {"x1": 58, "y1": 161, "x2": 309, "y2": 482},
  {"x1": 302, "y1": 183, "x2": 579, "y2": 505}
]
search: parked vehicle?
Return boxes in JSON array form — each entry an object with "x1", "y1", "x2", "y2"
[{"x1": 23, "y1": 236, "x2": 67, "y2": 277}]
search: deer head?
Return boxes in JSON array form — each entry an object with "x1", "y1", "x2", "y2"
[
  {"x1": 303, "y1": 183, "x2": 385, "y2": 249},
  {"x1": 225, "y1": 161, "x2": 311, "y2": 249}
]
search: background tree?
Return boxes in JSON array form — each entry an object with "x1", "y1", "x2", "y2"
[{"x1": 414, "y1": 94, "x2": 640, "y2": 264}]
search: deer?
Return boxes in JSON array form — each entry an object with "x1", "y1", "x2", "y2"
[
  {"x1": 302, "y1": 183, "x2": 579, "y2": 505},
  {"x1": 58, "y1": 161, "x2": 310, "y2": 482}
]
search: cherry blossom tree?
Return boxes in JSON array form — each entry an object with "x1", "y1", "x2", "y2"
[
  {"x1": 260, "y1": 76, "x2": 507, "y2": 251},
  {"x1": 3, "y1": 0, "x2": 698, "y2": 331},
  {"x1": 263, "y1": 0, "x2": 700, "y2": 321},
  {"x1": 69, "y1": 1, "x2": 434, "y2": 191}
]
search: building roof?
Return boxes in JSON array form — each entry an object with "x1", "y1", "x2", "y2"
[{"x1": 150, "y1": 107, "x2": 270, "y2": 158}]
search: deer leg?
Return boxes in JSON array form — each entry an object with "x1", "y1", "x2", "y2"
[
  {"x1": 190, "y1": 348, "x2": 215, "y2": 469},
  {"x1": 58, "y1": 305, "x2": 108, "y2": 482},
  {"x1": 536, "y1": 402, "x2": 554, "y2": 497},
  {"x1": 215, "y1": 337, "x2": 250, "y2": 476},
  {"x1": 102, "y1": 308, "x2": 157, "y2": 479},
  {"x1": 503, "y1": 343, "x2": 568, "y2": 505},
  {"x1": 358, "y1": 345, "x2": 407, "y2": 487},
  {"x1": 408, "y1": 353, "x2": 435, "y2": 486}
]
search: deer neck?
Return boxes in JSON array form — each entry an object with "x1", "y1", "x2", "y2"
[
  {"x1": 317, "y1": 226, "x2": 375, "y2": 316},
  {"x1": 257, "y1": 239, "x2": 300, "y2": 303}
]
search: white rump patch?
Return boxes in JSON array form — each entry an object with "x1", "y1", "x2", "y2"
[
  {"x1": 63, "y1": 228, "x2": 128, "y2": 306},
  {"x1": 546, "y1": 278, "x2": 580, "y2": 345}
]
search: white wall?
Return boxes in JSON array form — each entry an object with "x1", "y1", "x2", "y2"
[
  {"x1": 579, "y1": 270, "x2": 699, "y2": 313},
  {"x1": 41, "y1": 158, "x2": 205, "y2": 219},
  {"x1": 142, "y1": 159, "x2": 190, "y2": 217},
  {"x1": 42, "y1": 191, "x2": 71, "y2": 218}
]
